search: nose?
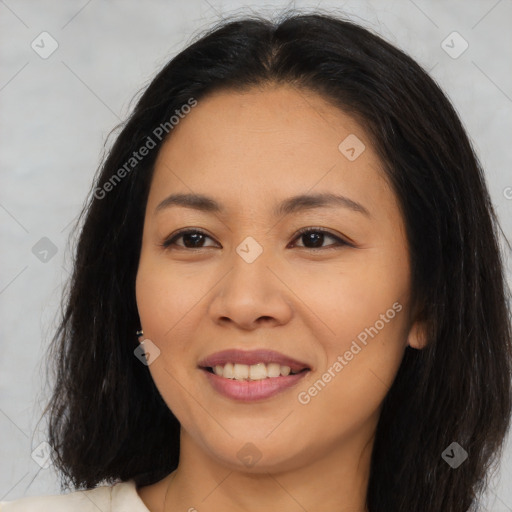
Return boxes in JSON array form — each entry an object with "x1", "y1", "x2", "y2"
[{"x1": 208, "y1": 250, "x2": 294, "y2": 331}]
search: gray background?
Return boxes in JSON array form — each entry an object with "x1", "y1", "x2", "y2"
[{"x1": 1, "y1": 0, "x2": 511, "y2": 509}]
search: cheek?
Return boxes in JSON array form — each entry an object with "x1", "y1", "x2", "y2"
[
  {"x1": 292, "y1": 255, "x2": 409, "y2": 426},
  {"x1": 285, "y1": 250, "x2": 409, "y2": 349},
  {"x1": 134, "y1": 256, "x2": 204, "y2": 414},
  {"x1": 135, "y1": 258, "x2": 201, "y2": 418},
  {"x1": 293, "y1": 299, "x2": 408, "y2": 444},
  {"x1": 135, "y1": 255, "x2": 203, "y2": 343},
  {"x1": 287, "y1": 249, "x2": 410, "y2": 425}
]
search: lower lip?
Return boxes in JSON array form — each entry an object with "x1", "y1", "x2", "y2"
[{"x1": 201, "y1": 368, "x2": 309, "y2": 402}]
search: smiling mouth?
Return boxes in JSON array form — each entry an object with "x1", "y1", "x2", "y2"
[{"x1": 202, "y1": 362, "x2": 310, "y2": 381}]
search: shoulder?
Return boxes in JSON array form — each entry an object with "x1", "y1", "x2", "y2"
[{"x1": 0, "y1": 479, "x2": 149, "y2": 512}]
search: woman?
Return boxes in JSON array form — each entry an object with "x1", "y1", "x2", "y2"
[{"x1": 2, "y1": 10, "x2": 511, "y2": 512}]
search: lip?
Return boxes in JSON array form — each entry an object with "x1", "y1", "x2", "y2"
[
  {"x1": 201, "y1": 367, "x2": 309, "y2": 402},
  {"x1": 198, "y1": 349, "x2": 311, "y2": 402},
  {"x1": 197, "y1": 349, "x2": 311, "y2": 373}
]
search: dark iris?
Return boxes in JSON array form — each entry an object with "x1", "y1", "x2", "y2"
[
  {"x1": 182, "y1": 232, "x2": 205, "y2": 248},
  {"x1": 301, "y1": 231, "x2": 324, "y2": 248},
  {"x1": 167, "y1": 228, "x2": 339, "y2": 250}
]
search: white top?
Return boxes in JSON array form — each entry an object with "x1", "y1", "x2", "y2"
[{"x1": 0, "y1": 479, "x2": 150, "y2": 511}]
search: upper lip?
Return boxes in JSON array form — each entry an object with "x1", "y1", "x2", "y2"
[{"x1": 198, "y1": 349, "x2": 311, "y2": 373}]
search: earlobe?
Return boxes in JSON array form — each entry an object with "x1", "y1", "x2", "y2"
[{"x1": 407, "y1": 320, "x2": 428, "y2": 350}]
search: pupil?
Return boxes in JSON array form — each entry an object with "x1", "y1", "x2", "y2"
[
  {"x1": 304, "y1": 232, "x2": 323, "y2": 248},
  {"x1": 183, "y1": 233, "x2": 204, "y2": 248}
]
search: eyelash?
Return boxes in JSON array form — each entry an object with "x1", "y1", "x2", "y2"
[{"x1": 161, "y1": 227, "x2": 352, "y2": 251}]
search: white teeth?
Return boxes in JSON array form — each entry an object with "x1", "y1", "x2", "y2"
[
  {"x1": 211, "y1": 362, "x2": 299, "y2": 380},
  {"x1": 233, "y1": 363, "x2": 249, "y2": 380},
  {"x1": 223, "y1": 362, "x2": 234, "y2": 379},
  {"x1": 249, "y1": 363, "x2": 267, "y2": 380},
  {"x1": 280, "y1": 365, "x2": 290, "y2": 376},
  {"x1": 267, "y1": 363, "x2": 281, "y2": 378}
]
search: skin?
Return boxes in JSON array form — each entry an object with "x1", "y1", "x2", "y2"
[{"x1": 135, "y1": 84, "x2": 426, "y2": 512}]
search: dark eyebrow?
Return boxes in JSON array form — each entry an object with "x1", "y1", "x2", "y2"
[
  {"x1": 155, "y1": 192, "x2": 370, "y2": 217},
  {"x1": 155, "y1": 193, "x2": 221, "y2": 214},
  {"x1": 274, "y1": 192, "x2": 370, "y2": 217}
]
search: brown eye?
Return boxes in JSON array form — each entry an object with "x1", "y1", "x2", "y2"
[
  {"x1": 290, "y1": 228, "x2": 350, "y2": 249},
  {"x1": 162, "y1": 229, "x2": 218, "y2": 249},
  {"x1": 162, "y1": 227, "x2": 351, "y2": 251}
]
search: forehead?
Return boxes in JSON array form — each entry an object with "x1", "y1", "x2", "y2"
[{"x1": 148, "y1": 85, "x2": 393, "y2": 218}]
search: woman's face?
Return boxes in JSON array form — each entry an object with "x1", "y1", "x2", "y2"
[{"x1": 136, "y1": 84, "x2": 423, "y2": 473}]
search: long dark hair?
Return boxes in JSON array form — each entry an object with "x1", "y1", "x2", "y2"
[{"x1": 39, "y1": 10, "x2": 512, "y2": 511}]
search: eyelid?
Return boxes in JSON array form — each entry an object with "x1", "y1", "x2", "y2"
[
  {"x1": 161, "y1": 227, "x2": 217, "y2": 249},
  {"x1": 161, "y1": 227, "x2": 354, "y2": 250},
  {"x1": 289, "y1": 226, "x2": 353, "y2": 249}
]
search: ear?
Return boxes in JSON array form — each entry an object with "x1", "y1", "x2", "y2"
[{"x1": 406, "y1": 319, "x2": 428, "y2": 350}]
